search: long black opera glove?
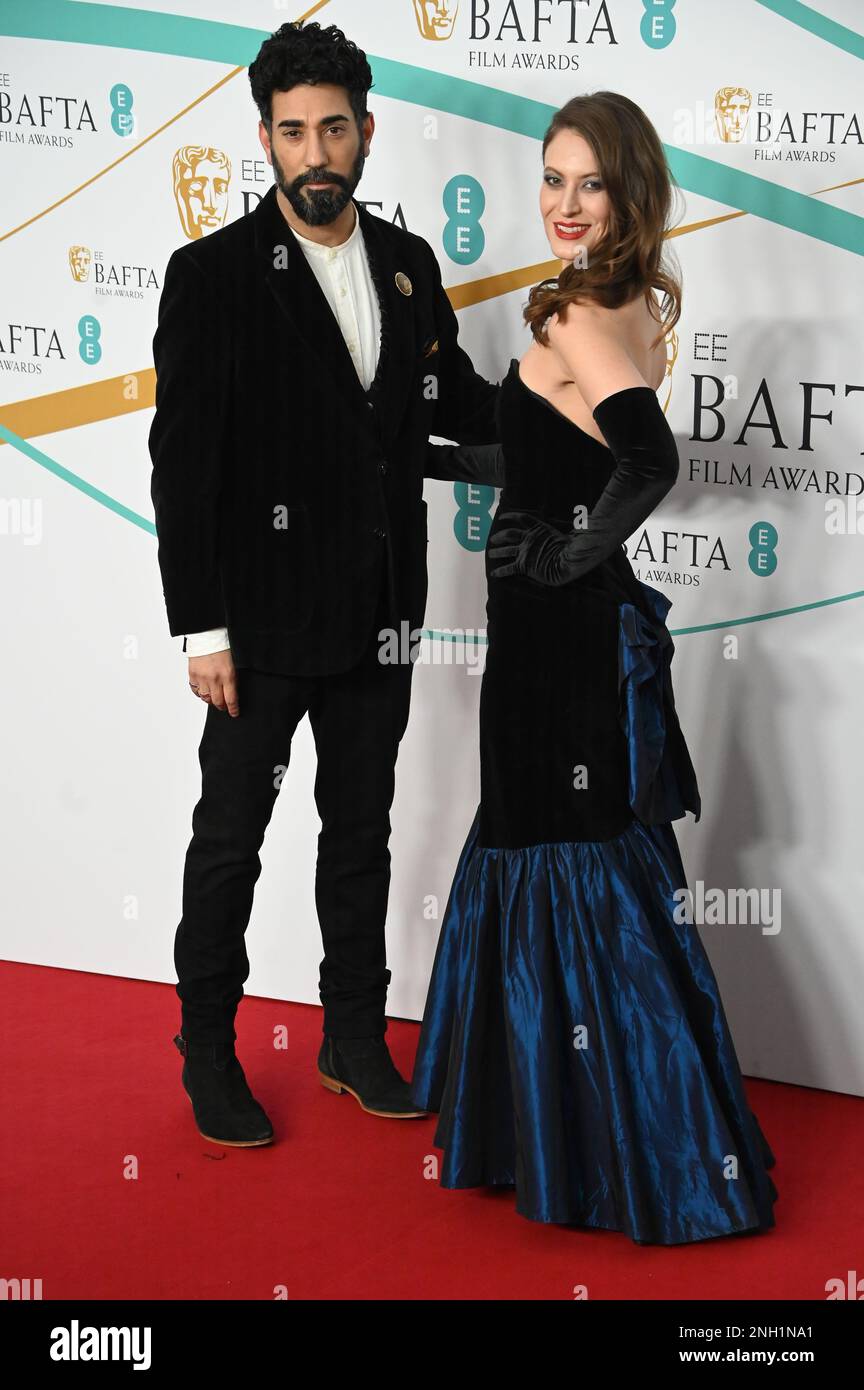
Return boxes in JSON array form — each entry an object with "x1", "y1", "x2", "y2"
[
  {"x1": 424, "y1": 440, "x2": 505, "y2": 488},
  {"x1": 488, "y1": 386, "x2": 678, "y2": 585}
]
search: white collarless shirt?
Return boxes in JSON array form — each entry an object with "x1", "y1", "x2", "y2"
[{"x1": 183, "y1": 200, "x2": 382, "y2": 658}]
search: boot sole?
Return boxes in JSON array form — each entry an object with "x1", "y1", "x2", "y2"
[
  {"x1": 195, "y1": 1127, "x2": 274, "y2": 1147},
  {"x1": 318, "y1": 1068, "x2": 428, "y2": 1118}
]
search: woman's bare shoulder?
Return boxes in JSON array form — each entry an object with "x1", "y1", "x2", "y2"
[
  {"x1": 543, "y1": 309, "x2": 648, "y2": 411},
  {"x1": 549, "y1": 295, "x2": 665, "y2": 394}
]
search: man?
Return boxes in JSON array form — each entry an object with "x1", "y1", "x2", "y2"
[{"x1": 149, "y1": 20, "x2": 504, "y2": 1146}]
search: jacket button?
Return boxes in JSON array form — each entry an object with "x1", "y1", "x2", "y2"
[
  {"x1": 373, "y1": 526, "x2": 386, "y2": 538},
  {"x1": 378, "y1": 461, "x2": 387, "y2": 475}
]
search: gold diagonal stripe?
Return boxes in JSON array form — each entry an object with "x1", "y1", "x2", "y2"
[
  {"x1": 0, "y1": 0, "x2": 332, "y2": 240},
  {"x1": 0, "y1": 69, "x2": 246, "y2": 243},
  {"x1": 2, "y1": 165, "x2": 859, "y2": 444},
  {"x1": 0, "y1": 1, "x2": 328, "y2": 442},
  {"x1": 0, "y1": 369, "x2": 155, "y2": 439},
  {"x1": 1, "y1": 88, "x2": 861, "y2": 439},
  {"x1": 1, "y1": 176, "x2": 858, "y2": 438}
]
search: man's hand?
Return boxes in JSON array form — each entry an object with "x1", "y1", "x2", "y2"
[{"x1": 188, "y1": 650, "x2": 240, "y2": 717}]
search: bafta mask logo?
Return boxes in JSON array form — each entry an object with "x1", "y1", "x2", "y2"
[
  {"x1": 68, "y1": 245, "x2": 92, "y2": 282},
  {"x1": 714, "y1": 87, "x2": 751, "y2": 143},
  {"x1": 412, "y1": 0, "x2": 459, "y2": 41},
  {"x1": 172, "y1": 146, "x2": 231, "y2": 240}
]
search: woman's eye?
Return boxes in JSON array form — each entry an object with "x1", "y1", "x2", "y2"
[{"x1": 543, "y1": 175, "x2": 603, "y2": 189}]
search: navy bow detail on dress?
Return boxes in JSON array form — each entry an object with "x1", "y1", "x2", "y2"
[{"x1": 618, "y1": 581, "x2": 700, "y2": 825}]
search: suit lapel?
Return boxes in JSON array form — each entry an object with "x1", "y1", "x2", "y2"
[{"x1": 252, "y1": 185, "x2": 416, "y2": 447}]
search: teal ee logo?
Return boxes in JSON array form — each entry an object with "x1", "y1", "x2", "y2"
[
  {"x1": 640, "y1": 0, "x2": 677, "y2": 49},
  {"x1": 110, "y1": 83, "x2": 134, "y2": 137},
  {"x1": 453, "y1": 481, "x2": 495, "y2": 551},
  {"x1": 442, "y1": 175, "x2": 484, "y2": 265},
  {"x1": 748, "y1": 520, "x2": 778, "y2": 576},
  {"x1": 78, "y1": 315, "x2": 101, "y2": 365}
]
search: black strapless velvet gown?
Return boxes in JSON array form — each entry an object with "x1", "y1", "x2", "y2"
[{"x1": 410, "y1": 358, "x2": 778, "y2": 1243}]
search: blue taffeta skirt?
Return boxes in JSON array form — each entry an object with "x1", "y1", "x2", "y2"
[{"x1": 409, "y1": 593, "x2": 778, "y2": 1244}]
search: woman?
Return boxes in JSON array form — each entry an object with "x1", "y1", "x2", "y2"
[{"x1": 410, "y1": 92, "x2": 778, "y2": 1243}]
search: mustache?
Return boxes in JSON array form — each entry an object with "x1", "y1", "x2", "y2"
[{"x1": 295, "y1": 171, "x2": 349, "y2": 190}]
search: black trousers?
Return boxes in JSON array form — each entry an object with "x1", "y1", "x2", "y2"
[{"x1": 174, "y1": 593, "x2": 415, "y2": 1046}]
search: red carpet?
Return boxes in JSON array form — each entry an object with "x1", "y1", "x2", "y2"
[{"x1": 1, "y1": 961, "x2": 860, "y2": 1300}]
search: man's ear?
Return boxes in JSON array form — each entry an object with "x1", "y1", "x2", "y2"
[{"x1": 258, "y1": 119, "x2": 273, "y2": 165}]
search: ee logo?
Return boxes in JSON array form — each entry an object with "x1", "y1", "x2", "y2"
[
  {"x1": 748, "y1": 521, "x2": 778, "y2": 576},
  {"x1": 453, "y1": 481, "x2": 496, "y2": 551},
  {"x1": 640, "y1": 0, "x2": 677, "y2": 48},
  {"x1": 110, "y1": 84, "x2": 134, "y2": 137},
  {"x1": 78, "y1": 315, "x2": 101, "y2": 365},
  {"x1": 442, "y1": 175, "x2": 485, "y2": 266}
]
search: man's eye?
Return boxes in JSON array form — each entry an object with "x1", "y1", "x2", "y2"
[{"x1": 284, "y1": 127, "x2": 345, "y2": 137}]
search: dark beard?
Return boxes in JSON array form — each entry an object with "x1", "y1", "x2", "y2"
[{"x1": 272, "y1": 140, "x2": 366, "y2": 227}]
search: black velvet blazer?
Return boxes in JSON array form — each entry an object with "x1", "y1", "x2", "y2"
[{"x1": 148, "y1": 185, "x2": 500, "y2": 675}]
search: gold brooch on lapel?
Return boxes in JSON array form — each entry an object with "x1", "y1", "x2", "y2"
[
  {"x1": 395, "y1": 271, "x2": 412, "y2": 296},
  {"x1": 422, "y1": 337, "x2": 439, "y2": 357}
]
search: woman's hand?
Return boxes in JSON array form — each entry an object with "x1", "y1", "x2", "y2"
[{"x1": 487, "y1": 510, "x2": 575, "y2": 585}]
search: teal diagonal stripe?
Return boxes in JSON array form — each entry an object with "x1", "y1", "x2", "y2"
[
  {"x1": 2, "y1": 416, "x2": 863, "y2": 635},
  {"x1": 423, "y1": 583, "x2": 864, "y2": 641},
  {"x1": 1, "y1": 0, "x2": 861, "y2": 257},
  {"x1": 666, "y1": 146, "x2": 863, "y2": 256},
  {"x1": 0, "y1": 421, "x2": 156, "y2": 533},
  {"x1": 0, "y1": 0, "x2": 267, "y2": 63},
  {"x1": 754, "y1": 0, "x2": 864, "y2": 60}
]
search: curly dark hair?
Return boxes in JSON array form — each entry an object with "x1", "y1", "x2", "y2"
[{"x1": 248, "y1": 21, "x2": 373, "y2": 135}]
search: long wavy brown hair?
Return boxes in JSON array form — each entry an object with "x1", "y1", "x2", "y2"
[{"x1": 524, "y1": 91, "x2": 682, "y2": 351}]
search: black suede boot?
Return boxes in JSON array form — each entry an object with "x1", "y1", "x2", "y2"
[
  {"x1": 317, "y1": 1035, "x2": 428, "y2": 1118},
  {"x1": 173, "y1": 1034, "x2": 274, "y2": 1146}
]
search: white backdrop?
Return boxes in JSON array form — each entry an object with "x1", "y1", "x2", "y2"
[{"x1": 1, "y1": 0, "x2": 863, "y2": 1095}]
